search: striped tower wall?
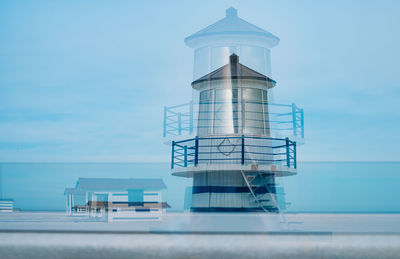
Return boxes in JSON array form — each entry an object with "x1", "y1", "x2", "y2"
[{"x1": 191, "y1": 171, "x2": 277, "y2": 212}]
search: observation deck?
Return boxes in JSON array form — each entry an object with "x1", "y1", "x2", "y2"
[
  {"x1": 170, "y1": 135, "x2": 297, "y2": 178},
  {"x1": 163, "y1": 101, "x2": 304, "y2": 143}
]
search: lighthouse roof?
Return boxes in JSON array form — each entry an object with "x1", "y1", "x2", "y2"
[
  {"x1": 192, "y1": 54, "x2": 276, "y2": 87},
  {"x1": 185, "y1": 7, "x2": 280, "y2": 49},
  {"x1": 74, "y1": 178, "x2": 167, "y2": 191}
]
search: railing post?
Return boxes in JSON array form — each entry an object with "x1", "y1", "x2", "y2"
[
  {"x1": 241, "y1": 135, "x2": 245, "y2": 165},
  {"x1": 184, "y1": 146, "x2": 188, "y2": 167},
  {"x1": 178, "y1": 112, "x2": 182, "y2": 135},
  {"x1": 292, "y1": 103, "x2": 297, "y2": 137},
  {"x1": 171, "y1": 141, "x2": 175, "y2": 169},
  {"x1": 294, "y1": 141, "x2": 297, "y2": 169},
  {"x1": 285, "y1": 137, "x2": 290, "y2": 168},
  {"x1": 163, "y1": 106, "x2": 167, "y2": 137},
  {"x1": 301, "y1": 108, "x2": 304, "y2": 139},
  {"x1": 194, "y1": 136, "x2": 199, "y2": 166},
  {"x1": 189, "y1": 101, "x2": 193, "y2": 134}
]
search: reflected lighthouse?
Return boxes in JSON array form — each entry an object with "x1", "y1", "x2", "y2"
[{"x1": 163, "y1": 7, "x2": 304, "y2": 212}]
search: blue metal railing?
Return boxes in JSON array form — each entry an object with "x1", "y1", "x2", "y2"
[
  {"x1": 171, "y1": 136, "x2": 296, "y2": 170},
  {"x1": 291, "y1": 103, "x2": 304, "y2": 138},
  {"x1": 163, "y1": 101, "x2": 304, "y2": 139},
  {"x1": 163, "y1": 101, "x2": 193, "y2": 137}
]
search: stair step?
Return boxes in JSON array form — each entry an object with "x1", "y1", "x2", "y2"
[
  {"x1": 250, "y1": 196, "x2": 270, "y2": 201},
  {"x1": 251, "y1": 199, "x2": 270, "y2": 204}
]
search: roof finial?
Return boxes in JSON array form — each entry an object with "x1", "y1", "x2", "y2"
[
  {"x1": 230, "y1": 53, "x2": 239, "y2": 64},
  {"x1": 226, "y1": 7, "x2": 238, "y2": 18}
]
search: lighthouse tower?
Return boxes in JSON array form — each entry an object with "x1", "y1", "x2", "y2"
[{"x1": 164, "y1": 8, "x2": 304, "y2": 212}]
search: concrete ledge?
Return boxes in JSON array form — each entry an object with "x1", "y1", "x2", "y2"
[
  {"x1": 172, "y1": 164, "x2": 297, "y2": 177},
  {"x1": 0, "y1": 232, "x2": 399, "y2": 259}
]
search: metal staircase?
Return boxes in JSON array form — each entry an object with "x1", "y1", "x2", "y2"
[
  {"x1": 240, "y1": 171, "x2": 278, "y2": 213},
  {"x1": 241, "y1": 170, "x2": 289, "y2": 229}
]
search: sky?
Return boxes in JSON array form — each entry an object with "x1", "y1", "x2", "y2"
[{"x1": 1, "y1": 0, "x2": 400, "y2": 162}]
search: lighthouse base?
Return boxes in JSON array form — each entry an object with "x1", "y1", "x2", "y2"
[{"x1": 190, "y1": 171, "x2": 280, "y2": 213}]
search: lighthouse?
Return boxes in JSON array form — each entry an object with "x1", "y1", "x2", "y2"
[{"x1": 163, "y1": 7, "x2": 304, "y2": 212}]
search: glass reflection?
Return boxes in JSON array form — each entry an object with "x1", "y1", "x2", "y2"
[
  {"x1": 198, "y1": 87, "x2": 270, "y2": 136},
  {"x1": 242, "y1": 88, "x2": 265, "y2": 135},
  {"x1": 198, "y1": 90, "x2": 213, "y2": 135},
  {"x1": 193, "y1": 45, "x2": 272, "y2": 79},
  {"x1": 214, "y1": 89, "x2": 237, "y2": 134}
]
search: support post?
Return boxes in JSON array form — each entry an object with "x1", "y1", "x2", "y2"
[
  {"x1": 163, "y1": 106, "x2": 167, "y2": 137},
  {"x1": 301, "y1": 108, "x2": 304, "y2": 139},
  {"x1": 171, "y1": 141, "x2": 175, "y2": 169},
  {"x1": 285, "y1": 137, "x2": 290, "y2": 168},
  {"x1": 241, "y1": 135, "x2": 245, "y2": 165},
  {"x1": 178, "y1": 112, "x2": 182, "y2": 135},
  {"x1": 184, "y1": 146, "x2": 188, "y2": 167},
  {"x1": 194, "y1": 136, "x2": 199, "y2": 166},
  {"x1": 294, "y1": 141, "x2": 297, "y2": 169},
  {"x1": 189, "y1": 101, "x2": 193, "y2": 134},
  {"x1": 292, "y1": 103, "x2": 297, "y2": 136}
]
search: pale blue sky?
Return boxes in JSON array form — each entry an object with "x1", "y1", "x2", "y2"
[{"x1": 1, "y1": 0, "x2": 400, "y2": 162}]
